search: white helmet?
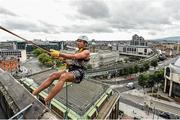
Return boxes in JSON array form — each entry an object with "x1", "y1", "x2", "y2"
[{"x1": 77, "y1": 35, "x2": 88, "y2": 43}]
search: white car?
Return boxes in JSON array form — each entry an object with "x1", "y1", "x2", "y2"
[{"x1": 126, "y1": 82, "x2": 135, "y2": 89}]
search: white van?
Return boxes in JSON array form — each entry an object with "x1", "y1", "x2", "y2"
[{"x1": 126, "y1": 82, "x2": 135, "y2": 89}]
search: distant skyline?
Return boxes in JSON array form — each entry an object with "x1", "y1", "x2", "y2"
[{"x1": 1, "y1": 0, "x2": 180, "y2": 41}]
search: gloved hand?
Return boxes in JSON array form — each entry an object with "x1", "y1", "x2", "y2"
[{"x1": 50, "y1": 49, "x2": 60, "y2": 58}]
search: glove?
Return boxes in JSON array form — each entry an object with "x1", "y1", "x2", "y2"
[{"x1": 50, "y1": 49, "x2": 60, "y2": 58}]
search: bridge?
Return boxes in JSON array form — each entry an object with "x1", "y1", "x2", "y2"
[{"x1": 119, "y1": 52, "x2": 151, "y2": 57}]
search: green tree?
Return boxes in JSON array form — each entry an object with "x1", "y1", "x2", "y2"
[
  {"x1": 147, "y1": 74, "x2": 156, "y2": 93},
  {"x1": 154, "y1": 69, "x2": 164, "y2": 95},
  {"x1": 123, "y1": 67, "x2": 129, "y2": 75},
  {"x1": 147, "y1": 74, "x2": 155, "y2": 88},
  {"x1": 143, "y1": 62, "x2": 150, "y2": 71},
  {"x1": 38, "y1": 53, "x2": 51, "y2": 64},
  {"x1": 139, "y1": 65, "x2": 145, "y2": 73},
  {"x1": 33, "y1": 48, "x2": 45, "y2": 57},
  {"x1": 54, "y1": 59, "x2": 64, "y2": 67},
  {"x1": 134, "y1": 65, "x2": 139, "y2": 73},
  {"x1": 138, "y1": 73, "x2": 149, "y2": 88},
  {"x1": 128, "y1": 66, "x2": 134, "y2": 74},
  {"x1": 151, "y1": 59, "x2": 158, "y2": 69}
]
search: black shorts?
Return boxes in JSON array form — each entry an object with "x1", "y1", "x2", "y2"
[{"x1": 68, "y1": 66, "x2": 84, "y2": 83}]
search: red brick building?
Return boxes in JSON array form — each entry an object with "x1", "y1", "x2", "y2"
[{"x1": 0, "y1": 59, "x2": 19, "y2": 72}]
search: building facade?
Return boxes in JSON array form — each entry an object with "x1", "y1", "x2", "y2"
[
  {"x1": 154, "y1": 42, "x2": 180, "y2": 57},
  {"x1": 130, "y1": 34, "x2": 148, "y2": 46},
  {"x1": 1, "y1": 40, "x2": 65, "y2": 53},
  {"x1": 118, "y1": 34, "x2": 152, "y2": 57},
  {"x1": 0, "y1": 49, "x2": 27, "y2": 62},
  {"x1": 0, "y1": 58, "x2": 19, "y2": 72},
  {"x1": 164, "y1": 58, "x2": 180, "y2": 98},
  {"x1": 89, "y1": 51, "x2": 123, "y2": 68}
]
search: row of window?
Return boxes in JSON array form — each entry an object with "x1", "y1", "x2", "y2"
[{"x1": 0, "y1": 52, "x2": 21, "y2": 57}]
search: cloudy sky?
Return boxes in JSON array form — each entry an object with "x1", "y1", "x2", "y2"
[{"x1": 0, "y1": 0, "x2": 180, "y2": 41}]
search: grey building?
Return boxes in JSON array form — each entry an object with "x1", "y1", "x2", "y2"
[
  {"x1": 130, "y1": 34, "x2": 147, "y2": 46},
  {"x1": 164, "y1": 58, "x2": 180, "y2": 98}
]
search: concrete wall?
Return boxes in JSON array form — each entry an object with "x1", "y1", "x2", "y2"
[{"x1": 20, "y1": 50, "x2": 27, "y2": 62}]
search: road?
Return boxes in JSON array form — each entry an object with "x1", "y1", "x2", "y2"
[
  {"x1": 119, "y1": 92, "x2": 180, "y2": 119},
  {"x1": 22, "y1": 57, "x2": 49, "y2": 74}
]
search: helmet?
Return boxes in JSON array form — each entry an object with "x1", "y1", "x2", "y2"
[{"x1": 77, "y1": 35, "x2": 88, "y2": 44}]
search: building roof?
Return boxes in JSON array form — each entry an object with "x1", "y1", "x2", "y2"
[
  {"x1": 0, "y1": 70, "x2": 58, "y2": 119},
  {"x1": 169, "y1": 57, "x2": 180, "y2": 74},
  {"x1": 28, "y1": 69, "x2": 109, "y2": 116},
  {"x1": 174, "y1": 57, "x2": 180, "y2": 67}
]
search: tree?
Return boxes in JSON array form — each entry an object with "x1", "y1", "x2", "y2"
[
  {"x1": 143, "y1": 62, "x2": 150, "y2": 71},
  {"x1": 33, "y1": 48, "x2": 45, "y2": 57},
  {"x1": 138, "y1": 73, "x2": 149, "y2": 89},
  {"x1": 134, "y1": 65, "x2": 139, "y2": 73},
  {"x1": 139, "y1": 65, "x2": 145, "y2": 73},
  {"x1": 151, "y1": 59, "x2": 158, "y2": 69},
  {"x1": 128, "y1": 66, "x2": 134, "y2": 74},
  {"x1": 54, "y1": 59, "x2": 64, "y2": 67},
  {"x1": 147, "y1": 74, "x2": 155, "y2": 88},
  {"x1": 123, "y1": 67, "x2": 129, "y2": 75},
  {"x1": 154, "y1": 69, "x2": 164, "y2": 94},
  {"x1": 147, "y1": 74, "x2": 156, "y2": 93},
  {"x1": 38, "y1": 53, "x2": 51, "y2": 65}
]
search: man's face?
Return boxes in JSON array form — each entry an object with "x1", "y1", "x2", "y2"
[{"x1": 76, "y1": 39, "x2": 86, "y2": 48}]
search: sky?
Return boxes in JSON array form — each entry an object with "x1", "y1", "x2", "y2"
[{"x1": 0, "y1": 0, "x2": 180, "y2": 41}]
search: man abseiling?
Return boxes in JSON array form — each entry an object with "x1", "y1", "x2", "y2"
[{"x1": 32, "y1": 35, "x2": 90, "y2": 105}]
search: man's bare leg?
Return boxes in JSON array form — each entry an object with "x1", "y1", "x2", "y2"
[
  {"x1": 32, "y1": 70, "x2": 66, "y2": 95},
  {"x1": 44, "y1": 72, "x2": 75, "y2": 104}
]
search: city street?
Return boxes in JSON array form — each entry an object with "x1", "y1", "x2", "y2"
[{"x1": 119, "y1": 90, "x2": 180, "y2": 119}]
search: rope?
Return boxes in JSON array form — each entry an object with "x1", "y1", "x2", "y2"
[
  {"x1": 0, "y1": 26, "x2": 50, "y2": 54},
  {"x1": 0, "y1": 26, "x2": 68, "y2": 65}
]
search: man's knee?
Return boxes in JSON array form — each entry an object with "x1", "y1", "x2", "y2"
[
  {"x1": 59, "y1": 73, "x2": 69, "y2": 81},
  {"x1": 49, "y1": 72, "x2": 59, "y2": 79}
]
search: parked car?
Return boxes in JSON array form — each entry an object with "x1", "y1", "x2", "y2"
[
  {"x1": 159, "y1": 112, "x2": 171, "y2": 119},
  {"x1": 126, "y1": 82, "x2": 135, "y2": 89},
  {"x1": 127, "y1": 75, "x2": 135, "y2": 80}
]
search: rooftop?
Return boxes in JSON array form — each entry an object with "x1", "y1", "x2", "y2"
[{"x1": 28, "y1": 69, "x2": 109, "y2": 115}]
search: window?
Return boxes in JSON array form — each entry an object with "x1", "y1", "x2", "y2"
[{"x1": 166, "y1": 67, "x2": 170, "y2": 77}]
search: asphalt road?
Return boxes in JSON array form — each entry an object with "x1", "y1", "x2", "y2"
[{"x1": 119, "y1": 94, "x2": 180, "y2": 119}]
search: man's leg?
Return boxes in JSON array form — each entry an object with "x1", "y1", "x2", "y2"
[
  {"x1": 32, "y1": 70, "x2": 66, "y2": 95},
  {"x1": 44, "y1": 72, "x2": 75, "y2": 104}
]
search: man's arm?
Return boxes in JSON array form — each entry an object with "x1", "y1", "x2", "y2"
[{"x1": 59, "y1": 50, "x2": 90, "y2": 60}]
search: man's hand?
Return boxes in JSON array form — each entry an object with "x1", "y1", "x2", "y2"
[{"x1": 50, "y1": 49, "x2": 60, "y2": 58}]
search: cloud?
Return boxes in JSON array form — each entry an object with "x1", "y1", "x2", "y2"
[
  {"x1": 71, "y1": 0, "x2": 110, "y2": 19},
  {"x1": 106, "y1": 0, "x2": 172, "y2": 31},
  {"x1": 163, "y1": 0, "x2": 180, "y2": 20},
  {"x1": 67, "y1": 0, "x2": 174, "y2": 34},
  {"x1": 3, "y1": 18, "x2": 60, "y2": 34},
  {"x1": 148, "y1": 31, "x2": 157, "y2": 35},
  {"x1": 62, "y1": 23, "x2": 113, "y2": 33},
  {"x1": 0, "y1": 6, "x2": 18, "y2": 16},
  {"x1": 1, "y1": 0, "x2": 180, "y2": 40}
]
